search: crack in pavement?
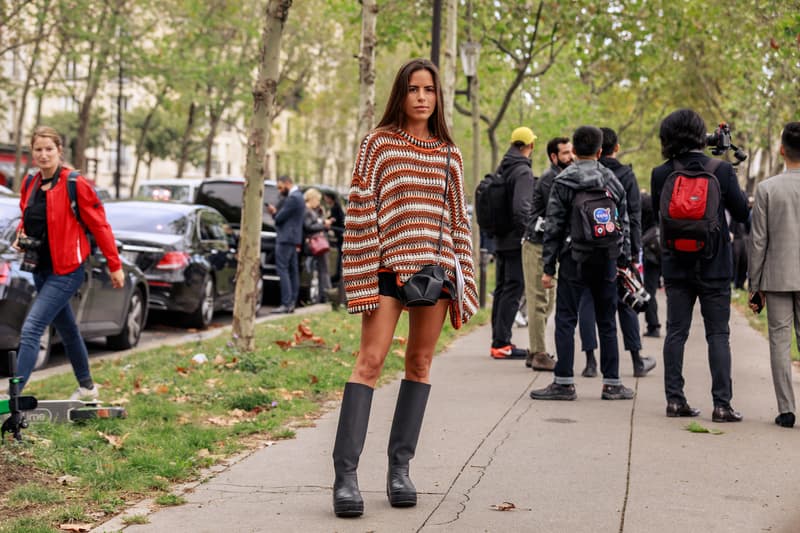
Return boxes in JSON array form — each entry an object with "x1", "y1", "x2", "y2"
[
  {"x1": 618, "y1": 377, "x2": 639, "y2": 533},
  {"x1": 417, "y1": 371, "x2": 545, "y2": 530}
]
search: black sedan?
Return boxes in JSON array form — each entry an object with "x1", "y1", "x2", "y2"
[
  {"x1": 104, "y1": 201, "x2": 259, "y2": 328},
  {"x1": 0, "y1": 197, "x2": 149, "y2": 375}
]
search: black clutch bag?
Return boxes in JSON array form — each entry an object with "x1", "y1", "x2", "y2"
[{"x1": 398, "y1": 265, "x2": 446, "y2": 307}]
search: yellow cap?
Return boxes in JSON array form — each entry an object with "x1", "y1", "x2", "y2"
[{"x1": 510, "y1": 126, "x2": 537, "y2": 146}]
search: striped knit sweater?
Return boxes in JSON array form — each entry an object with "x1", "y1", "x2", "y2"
[{"x1": 343, "y1": 128, "x2": 479, "y2": 328}]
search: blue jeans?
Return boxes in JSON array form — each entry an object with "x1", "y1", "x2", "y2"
[
  {"x1": 275, "y1": 243, "x2": 299, "y2": 307},
  {"x1": 17, "y1": 265, "x2": 91, "y2": 390}
]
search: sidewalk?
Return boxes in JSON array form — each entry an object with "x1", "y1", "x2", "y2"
[{"x1": 98, "y1": 292, "x2": 800, "y2": 533}]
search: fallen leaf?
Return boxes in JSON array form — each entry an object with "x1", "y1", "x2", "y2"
[
  {"x1": 685, "y1": 421, "x2": 724, "y2": 435},
  {"x1": 291, "y1": 390, "x2": 305, "y2": 398},
  {"x1": 392, "y1": 349, "x2": 405, "y2": 357},
  {"x1": 331, "y1": 343, "x2": 341, "y2": 353},
  {"x1": 276, "y1": 340, "x2": 293, "y2": 351},
  {"x1": 173, "y1": 395, "x2": 191, "y2": 403},
  {"x1": 297, "y1": 324, "x2": 314, "y2": 339},
  {"x1": 59, "y1": 524, "x2": 92, "y2": 532},
  {"x1": 206, "y1": 416, "x2": 235, "y2": 427},
  {"x1": 309, "y1": 374, "x2": 319, "y2": 384},
  {"x1": 770, "y1": 37, "x2": 779, "y2": 50},
  {"x1": 490, "y1": 502, "x2": 516, "y2": 511},
  {"x1": 213, "y1": 354, "x2": 226, "y2": 365},
  {"x1": 175, "y1": 366, "x2": 190, "y2": 376},
  {"x1": 197, "y1": 448, "x2": 211, "y2": 458},
  {"x1": 98, "y1": 431, "x2": 129, "y2": 449},
  {"x1": 393, "y1": 336, "x2": 408, "y2": 345},
  {"x1": 205, "y1": 378, "x2": 220, "y2": 388},
  {"x1": 155, "y1": 384, "x2": 170, "y2": 394}
]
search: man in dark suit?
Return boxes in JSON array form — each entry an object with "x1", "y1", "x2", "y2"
[
  {"x1": 651, "y1": 109, "x2": 749, "y2": 422},
  {"x1": 269, "y1": 175, "x2": 305, "y2": 313}
]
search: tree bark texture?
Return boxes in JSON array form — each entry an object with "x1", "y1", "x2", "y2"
[
  {"x1": 355, "y1": 0, "x2": 377, "y2": 146},
  {"x1": 232, "y1": 0, "x2": 293, "y2": 352}
]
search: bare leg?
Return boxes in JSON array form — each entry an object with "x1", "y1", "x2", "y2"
[{"x1": 349, "y1": 296, "x2": 404, "y2": 387}]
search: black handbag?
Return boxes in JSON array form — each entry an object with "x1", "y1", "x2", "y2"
[{"x1": 398, "y1": 146, "x2": 451, "y2": 307}]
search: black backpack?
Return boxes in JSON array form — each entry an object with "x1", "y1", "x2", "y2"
[
  {"x1": 569, "y1": 185, "x2": 622, "y2": 262},
  {"x1": 658, "y1": 159, "x2": 722, "y2": 259},
  {"x1": 474, "y1": 170, "x2": 513, "y2": 236},
  {"x1": 24, "y1": 170, "x2": 84, "y2": 228}
]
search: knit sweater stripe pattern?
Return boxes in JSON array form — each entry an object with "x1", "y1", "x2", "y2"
[{"x1": 343, "y1": 129, "x2": 479, "y2": 327}]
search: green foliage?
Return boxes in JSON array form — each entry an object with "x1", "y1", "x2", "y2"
[
  {"x1": 685, "y1": 421, "x2": 724, "y2": 435},
  {"x1": 154, "y1": 493, "x2": 187, "y2": 506}
]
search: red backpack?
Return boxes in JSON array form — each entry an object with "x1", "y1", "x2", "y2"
[{"x1": 658, "y1": 159, "x2": 722, "y2": 258}]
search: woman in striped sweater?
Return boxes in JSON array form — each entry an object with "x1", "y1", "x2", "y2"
[{"x1": 331, "y1": 58, "x2": 478, "y2": 518}]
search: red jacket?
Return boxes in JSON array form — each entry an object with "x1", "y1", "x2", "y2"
[{"x1": 18, "y1": 167, "x2": 122, "y2": 275}]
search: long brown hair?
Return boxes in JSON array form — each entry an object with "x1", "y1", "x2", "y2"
[
  {"x1": 30, "y1": 126, "x2": 63, "y2": 150},
  {"x1": 375, "y1": 58, "x2": 454, "y2": 145}
]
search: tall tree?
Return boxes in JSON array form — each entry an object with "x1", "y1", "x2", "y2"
[
  {"x1": 232, "y1": 0, "x2": 293, "y2": 352},
  {"x1": 355, "y1": 0, "x2": 378, "y2": 145}
]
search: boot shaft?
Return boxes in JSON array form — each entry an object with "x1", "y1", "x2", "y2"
[
  {"x1": 332, "y1": 382, "x2": 373, "y2": 471},
  {"x1": 388, "y1": 379, "x2": 431, "y2": 466}
]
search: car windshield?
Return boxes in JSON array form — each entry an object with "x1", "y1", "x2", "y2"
[
  {"x1": 105, "y1": 204, "x2": 189, "y2": 235},
  {"x1": 136, "y1": 184, "x2": 193, "y2": 203}
]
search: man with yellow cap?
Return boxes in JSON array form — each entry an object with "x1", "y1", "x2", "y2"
[{"x1": 489, "y1": 126, "x2": 538, "y2": 360}]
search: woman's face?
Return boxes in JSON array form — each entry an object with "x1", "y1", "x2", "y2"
[
  {"x1": 403, "y1": 68, "x2": 436, "y2": 130},
  {"x1": 307, "y1": 197, "x2": 320, "y2": 209},
  {"x1": 32, "y1": 136, "x2": 62, "y2": 176}
]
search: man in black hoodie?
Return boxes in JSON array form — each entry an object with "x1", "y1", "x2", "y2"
[
  {"x1": 651, "y1": 109, "x2": 749, "y2": 422},
  {"x1": 490, "y1": 127, "x2": 537, "y2": 359},
  {"x1": 531, "y1": 126, "x2": 635, "y2": 401}
]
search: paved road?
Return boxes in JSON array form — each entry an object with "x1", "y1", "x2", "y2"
[{"x1": 94, "y1": 291, "x2": 800, "y2": 533}]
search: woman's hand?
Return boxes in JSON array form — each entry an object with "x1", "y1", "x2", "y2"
[
  {"x1": 110, "y1": 268, "x2": 125, "y2": 289},
  {"x1": 11, "y1": 231, "x2": 24, "y2": 252}
]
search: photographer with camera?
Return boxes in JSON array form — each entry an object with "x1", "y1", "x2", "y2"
[
  {"x1": 650, "y1": 109, "x2": 749, "y2": 422},
  {"x1": 11, "y1": 126, "x2": 124, "y2": 399}
]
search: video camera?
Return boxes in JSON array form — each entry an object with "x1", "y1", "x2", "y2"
[{"x1": 706, "y1": 122, "x2": 747, "y2": 165}]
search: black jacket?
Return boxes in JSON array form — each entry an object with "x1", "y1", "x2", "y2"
[
  {"x1": 650, "y1": 151, "x2": 749, "y2": 280},
  {"x1": 524, "y1": 162, "x2": 560, "y2": 244},
  {"x1": 600, "y1": 157, "x2": 641, "y2": 258},
  {"x1": 542, "y1": 159, "x2": 631, "y2": 276},
  {"x1": 494, "y1": 147, "x2": 535, "y2": 251},
  {"x1": 640, "y1": 191, "x2": 655, "y2": 232}
]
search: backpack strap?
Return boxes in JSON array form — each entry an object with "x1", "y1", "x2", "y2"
[
  {"x1": 66, "y1": 170, "x2": 85, "y2": 229},
  {"x1": 22, "y1": 172, "x2": 37, "y2": 209}
]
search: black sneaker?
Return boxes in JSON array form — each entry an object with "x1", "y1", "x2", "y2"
[
  {"x1": 601, "y1": 384, "x2": 635, "y2": 400},
  {"x1": 633, "y1": 356, "x2": 657, "y2": 377},
  {"x1": 643, "y1": 327, "x2": 660, "y2": 338},
  {"x1": 530, "y1": 382, "x2": 576, "y2": 401}
]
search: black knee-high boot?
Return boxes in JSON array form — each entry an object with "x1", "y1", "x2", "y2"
[
  {"x1": 387, "y1": 379, "x2": 430, "y2": 507},
  {"x1": 332, "y1": 382, "x2": 373, "y2": 517}
]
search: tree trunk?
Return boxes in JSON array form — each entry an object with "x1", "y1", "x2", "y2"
[
  {"x1": 355, "y1": 0, "x2": 377, "y2": 145},
  {"x1": 441, "y1": 0, "x2": 457, "y2": 129},
  {"x1": 176, "y1": 101, "x2": 197, "y2": 178},
  {"x1": 13, "y1": 0, "x2": 51, "y2": 190},
  {"x1": 204, "y1": 104, "x2": 221, "y2": 178},
  {"x1": 128, "y1": 90, "x2": 167, "y2": 197},
  {"x1": 232, "y1": 0, "x2": 293, "y2": 352}
]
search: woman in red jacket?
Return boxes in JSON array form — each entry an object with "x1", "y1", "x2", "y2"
[{"x1": 12, "y1": 126, "x2": 124, "y2": 398}]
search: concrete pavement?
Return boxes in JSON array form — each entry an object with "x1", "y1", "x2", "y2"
[{"x1": 97, "y1": 292, "x2": 800, "y2": 533}]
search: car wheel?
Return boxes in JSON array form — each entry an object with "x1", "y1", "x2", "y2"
[
  {"x1": 33, "y1": 326, "x2": 52, "y2": 371},
  {"x1": 107, "y1": 287, "x2": 145, "y2": 350},
  {"x1": 188, "y1": 276, "x2": 215, "y2": 329}
]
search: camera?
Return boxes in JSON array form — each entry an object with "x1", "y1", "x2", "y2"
[
  {"x1": 617, "y1": 264, "x2": 651, "y2": 313},
  {"x1": 18, "y1": 235, "x2": 42, "y2": 273},
  {"x1": 706, "y1": 122, "x2": 747, "y2": 165}
]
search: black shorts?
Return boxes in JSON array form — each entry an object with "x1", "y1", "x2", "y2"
[{"x1": 378, "y1": 271, "x2": 453, "y2": 301}]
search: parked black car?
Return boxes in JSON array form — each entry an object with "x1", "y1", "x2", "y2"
[
  {"x1": 0, "y1": 197, "x2": 149, "y2": 375},
  {"x1": 104, "y1": 201, "x2": 257, "y2": 328},
  {"x1": 194, "y1": 177, "x2": 342, "y2": 305}
]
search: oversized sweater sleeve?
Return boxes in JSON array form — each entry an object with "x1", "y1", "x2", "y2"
[
  {"x1": 343, "y1": 134, "x2": 382, "y2": 313},
  {"x1": 446, "y1": 148, "x2": 479, "y2": 328}
]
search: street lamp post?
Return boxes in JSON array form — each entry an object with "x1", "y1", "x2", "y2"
[{"x1": 457, "y1": 40, "x2": 486, "y2": 308}]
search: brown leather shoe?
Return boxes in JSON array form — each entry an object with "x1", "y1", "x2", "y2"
[
  {"x1": 530, "y1": 351, "x2": 556, "y2": 371},
  {"x1": 712, "y1": 406, "x2": 743, "y2": 422},
  {"x1": 665, "y1": 402, "x2": 700, "y2": 418}
]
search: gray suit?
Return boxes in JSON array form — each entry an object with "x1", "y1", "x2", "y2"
[{"x1": 749, "y1": 168, "x2": 800, "y2": 414}]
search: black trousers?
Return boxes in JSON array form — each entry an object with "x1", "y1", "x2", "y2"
[
  {"x1": 579, "y1": 289, "x2": 642, "y2": 353},
  {"x1": 491, "y1": 248, "x2": 524, "y2": 347},
  {"x1": 663, "y1": 277, "x2": 733, "y2": 407},
  {"x1": 643, "y1": 260, "x2": 661, "y2": 330},
  {"x1": 553, "y1": 255, "x2": 621, "y2": 385}
]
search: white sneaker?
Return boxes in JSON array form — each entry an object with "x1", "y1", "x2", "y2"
[
  {"x1": 514, "y1": 310, "x2": 528, "y2": 328},
  {"x1": 70, "y1": 385, "x2": 100, "y2": 401}
]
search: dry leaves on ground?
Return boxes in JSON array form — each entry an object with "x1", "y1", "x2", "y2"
[
  {"x1": 59, "y1": 524, "x2": 92, "y2": 532},
  {"x1": 490, "y1": 502, "x2": 516, "y2": 511}
]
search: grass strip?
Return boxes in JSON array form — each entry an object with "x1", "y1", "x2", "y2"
[{"x1": 0, "y1": 306, "x2": 489, "y2": 531}]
